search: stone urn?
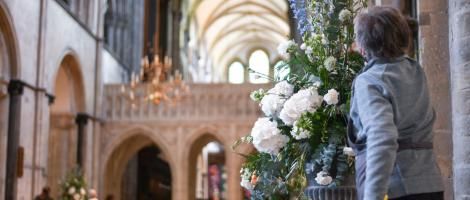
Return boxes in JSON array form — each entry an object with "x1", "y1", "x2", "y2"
[{"x1": 304, "y1": 162, "x2": 357, "y2": 200}]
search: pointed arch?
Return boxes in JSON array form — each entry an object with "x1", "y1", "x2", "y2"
[{"x1": 102, "y1": 125, "x2": 175, "y2": 199}]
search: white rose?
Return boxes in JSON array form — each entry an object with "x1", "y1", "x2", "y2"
[
  {"x1": 277, "y1": 40, "x2": 296, "y2": 58},
  {"x1": 291, "y1": 121, "x2": 310, "y2": 140},
  {"x1": 343, "y1": 147, "x2": 355, "y2": 156},
  {"x1": 68, "y1": 187, "x2": 76, "y2": 195},
  {"x1": 260, "y1": 81, "x2": 294, "y2": 117},
  {"x1": 251, "y1": 118, "x2": 289, "y2": 155},
  {"x1": 73, "y1": 193, "x2": 81, "y2": 200},
  {"x1": 315, "y1": 171, "x2": 333, "y2": 185},
  {"x1": 323, "y1": 89, "x2": 339, "y2": 105},
  {"x1": 324, "y1": 56, "x2": 337, "y2": 72},
  {"x1": 240, "y1": 179, "x2": 254, "y2": 190},
  {"x1": 80, "y1": 188, "x2": 86, "y2": 195},
  {"x1": 279, "y1": 87, "x2": 323, "y2": 125},
  {"x1": 339, "y1": 9, "x2": 352, "y2": 22}
]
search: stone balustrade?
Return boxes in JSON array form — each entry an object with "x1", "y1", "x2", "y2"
[{"x1": 103, "y1": 83, "x2": 270, "y2": 122}]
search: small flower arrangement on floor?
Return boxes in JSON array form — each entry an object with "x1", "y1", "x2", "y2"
[
  {"x1": 233, "y1": 0, "x2": 367, "y2": 199},
  {"x1": 59, "y1": 168, "x2": 91, "y2": 200}
]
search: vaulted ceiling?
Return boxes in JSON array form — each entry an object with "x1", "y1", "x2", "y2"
[{"x1": 187, "y1": 0, "x2": 291, "y2": 81}]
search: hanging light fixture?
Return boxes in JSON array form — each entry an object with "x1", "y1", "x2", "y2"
[{"x1": 120, "y1": 54, "x2": 190, "y2": 107}]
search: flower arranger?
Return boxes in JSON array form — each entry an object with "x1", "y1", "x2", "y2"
[
  {"x1": 279, "y1": 87, "x2": 323, "y2": 125},
  {"x1": 251, "y1": 118, "x2": 289, "y2": 155},
  {"x1": 260, "y1": 81, "x2": 294, "y2": 117},
  {"x1": 323, "y1": 89, "x2": 339, "y2": 105}
]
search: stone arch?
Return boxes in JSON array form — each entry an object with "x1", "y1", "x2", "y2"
[
  {"x1": 185, "y1": 126, "x2": 230, "y2": 200},
  {"x1": 102, "y1": 125, "x2": 174, "y2": 199},
  {"x1": 47, "y1": 53, "x2": 86, "y2": 196},
  {"x1": 0, "y1": 2, "x2": 19, "y2": 199}
]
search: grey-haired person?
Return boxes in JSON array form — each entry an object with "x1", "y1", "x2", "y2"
[{"x1": 348, "y1": 6, "x2": 444, "y2": 200}]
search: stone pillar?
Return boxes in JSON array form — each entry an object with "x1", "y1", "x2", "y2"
[
  {"x1": 4, "y1": 80, "x2": 23, "y2": 200},
  {"x1": 417, "y1": 0, "x2": 454, "y2": 199},
  {"x1": 75, "y1": 113, "x2": 89, "y2": 168},
  {"x1": 449, "y1": 0, "x2": 470, "y2": 199},
  {"x1": 226, "y1": 149, "x2": 242, "y2": 200}
]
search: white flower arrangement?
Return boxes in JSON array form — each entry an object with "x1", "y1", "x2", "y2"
[
  {"x1": 251, "y1": 118, "x2": 289, "y2": 155},
  {"x1": 279, "y1": 87, "x2": 323, "y2": 125},
  {"x1": 315, "y1": 171, "x2": 333, "y2": 185},
  {"x1": 291, "y1": 121, "x2": 310, "y2": 140},
  {"x1": 260, "y1": 81, "x2": 294, "y2": 117},
  {"x1": 323, "y1": 89, "x2": 339, "y2": 105},
  {"x1": 339, "y1": 9, "x2": 352, "y2": 22},
  {"x1": 324, "y1": 56, "x2": 337, "y2": 72}
]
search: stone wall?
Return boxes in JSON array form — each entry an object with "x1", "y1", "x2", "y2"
[
  {"x1": 417, "y1": 0, "x2": 454, "y2": 199},
  {"x1": 0, "y1": 0, "x2": 105, "y2": 198},
  {"x1": 449, "y1": 0, "x2": 470, "y2": 199}
]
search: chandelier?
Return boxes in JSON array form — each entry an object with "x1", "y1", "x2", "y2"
[{"x1": 120, "y1": 54, "x2": 190, "y2": 107}]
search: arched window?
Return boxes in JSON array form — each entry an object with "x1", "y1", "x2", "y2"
[
  {"x1": 248, "y1": 50, "x2": 270, "y2": 83},
  {"x1": 228, "y1": 61, "x2": 244, "y2": 84},
  {"x1": 274, "y1": 60, "x2": 290, "y2": 80}
]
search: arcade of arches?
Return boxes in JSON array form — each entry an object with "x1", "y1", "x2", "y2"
[{"x1": 0, "y1": 0, "x2": 470, "y2": 200}]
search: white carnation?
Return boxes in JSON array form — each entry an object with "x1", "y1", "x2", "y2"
[
  {"x1": 260, "y1": 81, "x2": 294, "y2": 117},
  {"x1": 251, "y1": 118, "x2": 289, "y2": 155},
  {"x1": 279, "y1": 87, "x2": 323, "y2": 125},
  {"x1": 272, "y1": 81, "x2": 295, "y2": 97},
  {"x1": 68, "y1": 187, "x2": 76, "y2": 195},
  {"x1": 324, "y1": 56, "x2": 337, "y2": 72},
  {"x1": 343, "y1": 147, "x2": 355, "y2": 156},
  {"x1": 240, "y1": 179, "x2": 254, "y2": 190},
  {"x1": 315, "y1": 171, "x2": 333, "y2": 185},
  {"x1": 323, "y1": 89, "x2": 339, "y2": 105},
  {"x1": 306, "y1": 46, "x2": 313, "y2": 55},
  {"x1": 291, "y1": 121, "x2": 310, "y2": 140},
  {"x1": 277, "y1": 40, "x2": 297, "y2": 58},
  {"x1": 339, "y1": 9, "x2": 352, "y2": 22}
]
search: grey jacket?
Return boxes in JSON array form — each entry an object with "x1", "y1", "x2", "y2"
[{"x1": 349, "y1": 56, "x2": 444, "y2": 199}]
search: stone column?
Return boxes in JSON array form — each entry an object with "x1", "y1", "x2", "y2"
[
  {"x1": 75, "y1": 113, "x2": 89, "y2": 168},
  {"x1": 449, "y1": 0, "x2": 470, "y2": 199},
  {"x1": 417, "y1": 0, "x2": 454, "y2": 199},
  {"x1": 4, "y1": 80, "x2": 23, "y2": 200}
]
